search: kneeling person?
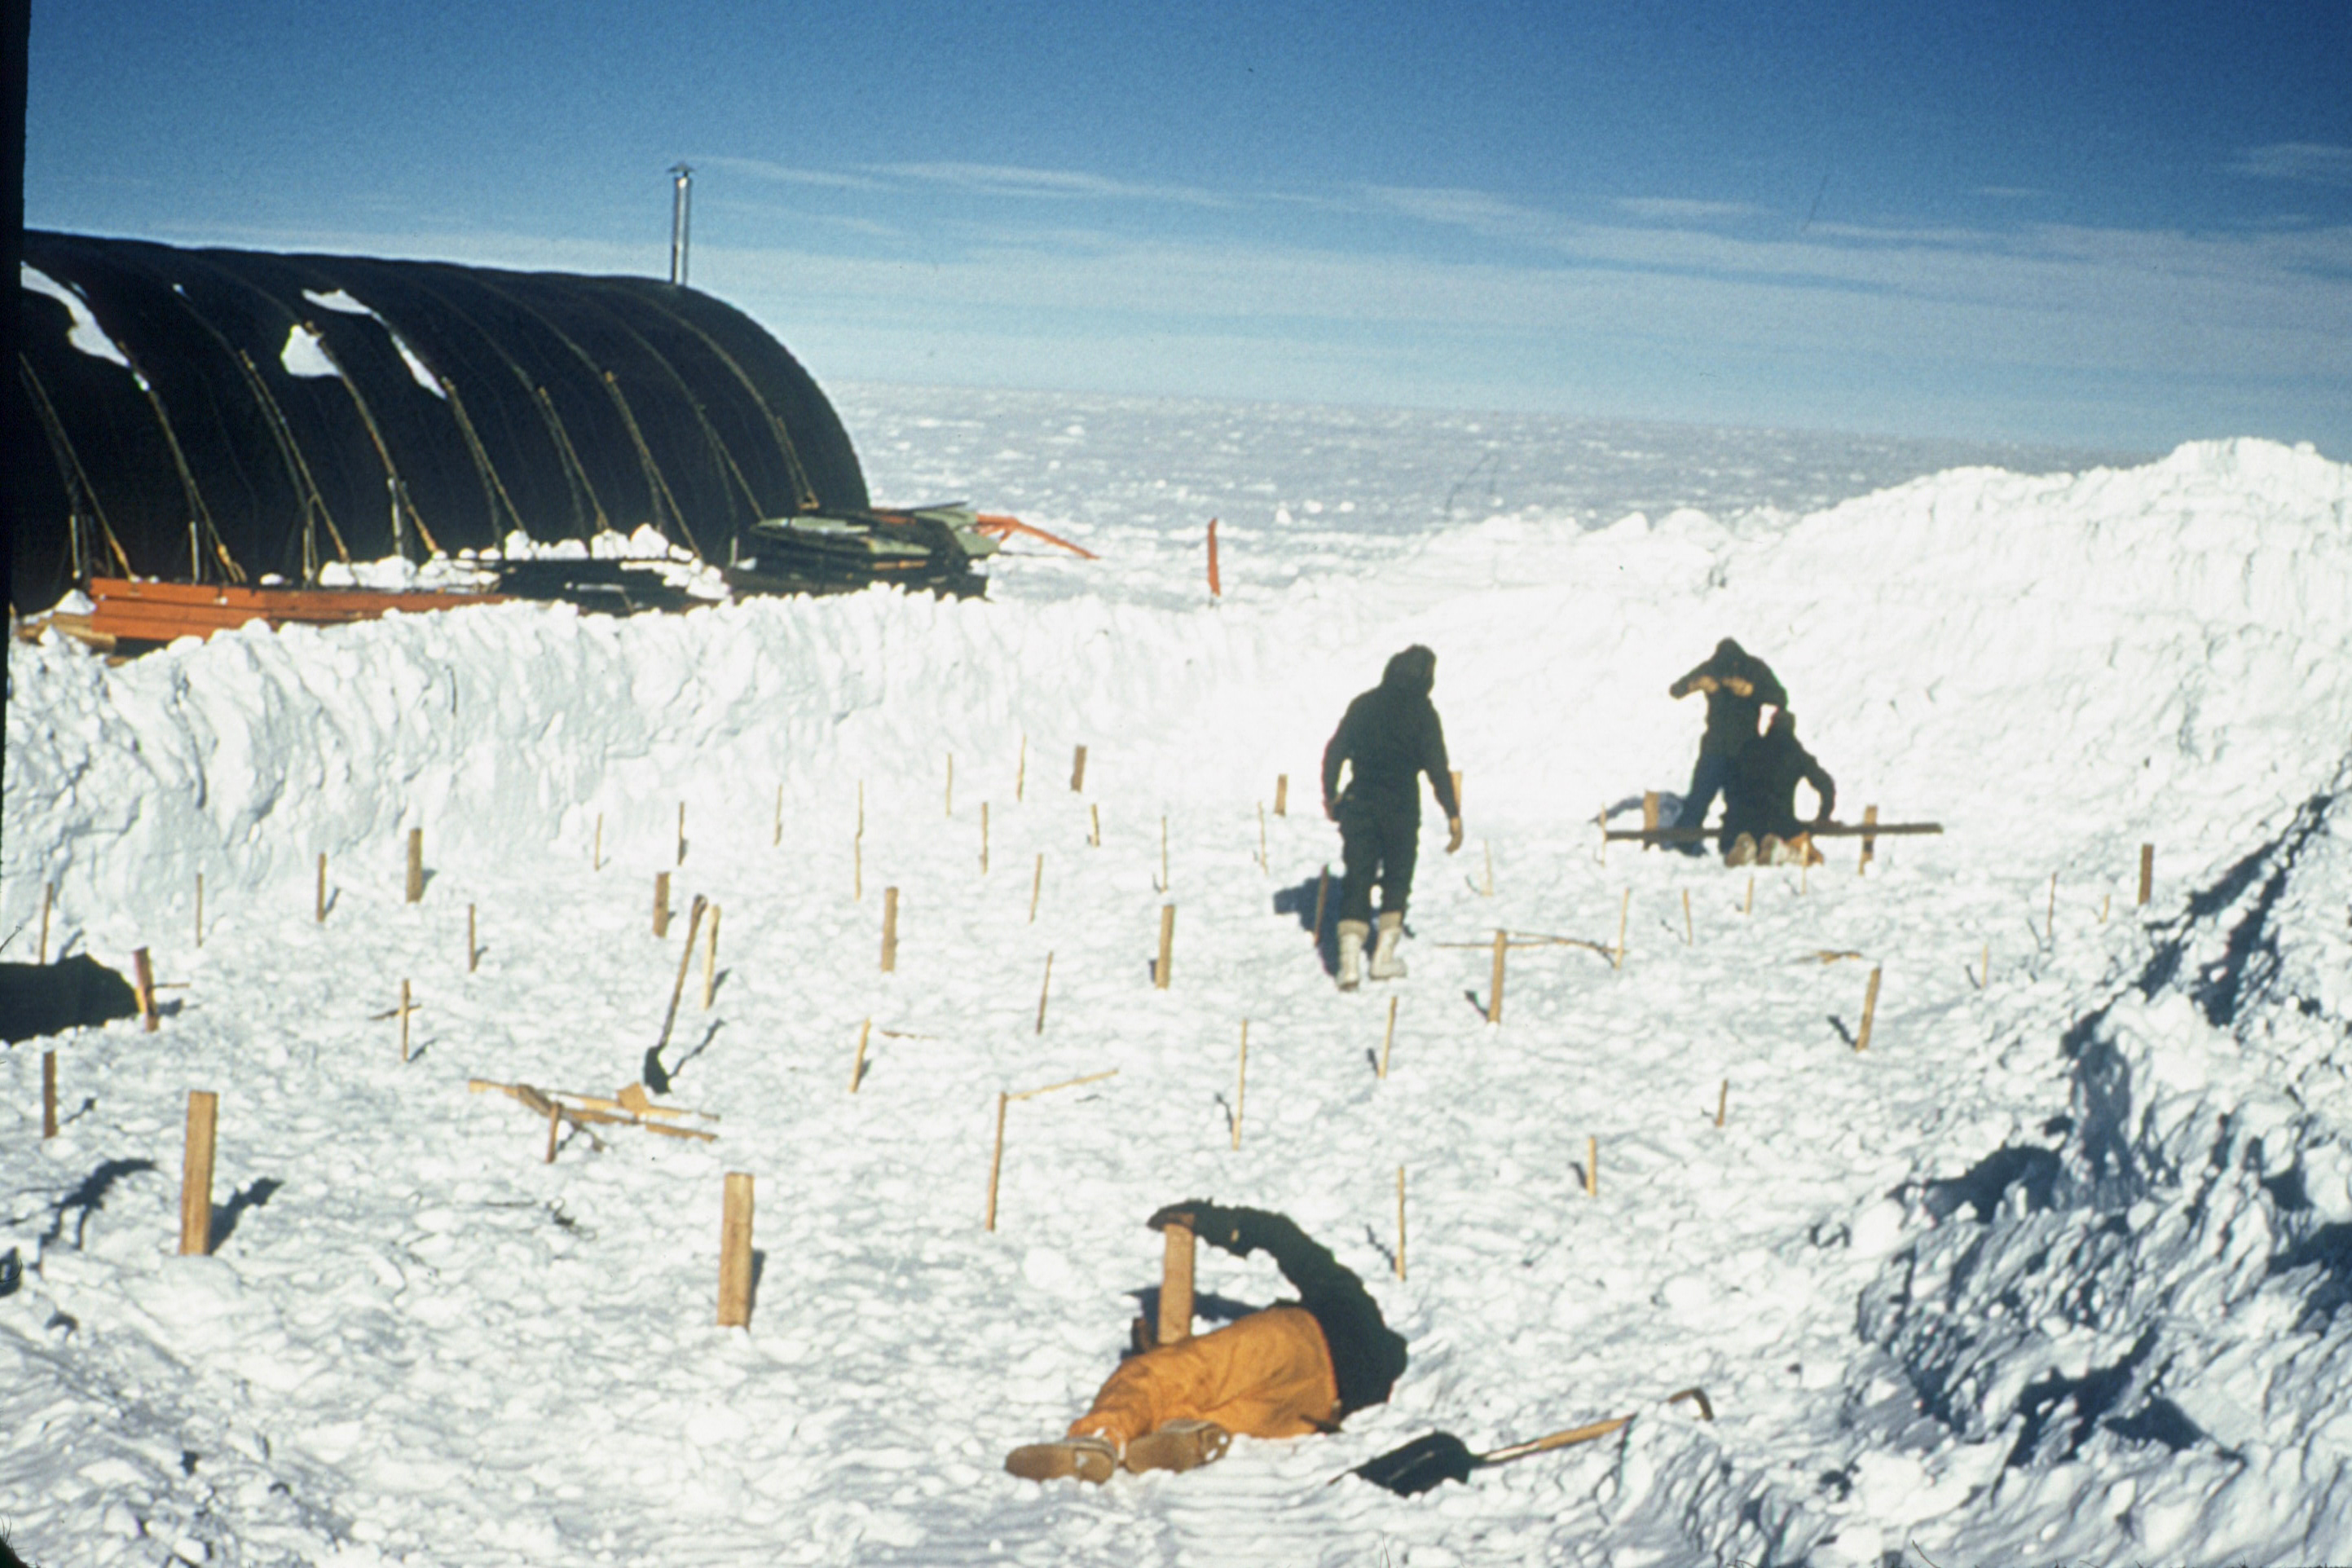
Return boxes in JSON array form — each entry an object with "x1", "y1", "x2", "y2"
[
  {"x1": 1720, "y1": 709, "x2": 1834, "y2": 865},
  {"x1": 1006, "y1": 1203, "x2": 1408, "y2": 1482}
]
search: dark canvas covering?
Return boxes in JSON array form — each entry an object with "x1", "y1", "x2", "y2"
[{"x1": 10, "y1": 231, "x2": 869, "y2": 606}]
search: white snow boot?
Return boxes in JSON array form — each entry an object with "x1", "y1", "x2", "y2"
[
  {"x1": 1369, "y1": 911, "x2": 1407, "y2": 980},
  {"x1": 1337, "y1": 919, "x2": 1369, "y2": 991}
]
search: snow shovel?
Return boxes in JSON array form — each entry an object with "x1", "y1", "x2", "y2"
[{"x1": 1342, "y1": 1387, "x2": 1713, "y2": 1496}]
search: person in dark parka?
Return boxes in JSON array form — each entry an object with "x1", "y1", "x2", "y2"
[
  {"x1": 1719, "y1": 708, "x2": 1835, "y2": 865},
  {"x1": 1668, "y1": 638, "x2": 1788, "y2": 841},
  {"x1": 1321, "y1": 645, "x2": 1462, "y2": 990}
]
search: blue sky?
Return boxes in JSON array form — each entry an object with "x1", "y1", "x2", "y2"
[{"x1": 24, "y1": 0, "x2": 2352, "y2": 454}]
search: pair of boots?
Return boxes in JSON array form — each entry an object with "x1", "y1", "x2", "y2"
[
  {"x1": 1337, "y1": 912, "x2": 1406, "y2": 991},
  {"x1": 1005, "y1": 1420, "x2": 1231, "y2": 1483}
]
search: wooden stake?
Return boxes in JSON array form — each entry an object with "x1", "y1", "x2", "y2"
[
  {"x1": 315, "y1": 854, "x2": 327, "y2": 923},
  {"x1": 1489, "y1": 929, "x2": 1507, "y2": 1024},
  {"x1": 1380, "y1": 995, "x2": 1398, "y2": 1080},
  {"x1": 1312, "y1": 865, "x2": 1330, "y2": 943},
  {"x1": 42, "y1": 1050, "x2": 58, "y2": 1139},
  {"x1": 467, "y1": 904, "x2": 478, "y2": 973},
  {"x1": 654, "y1": 896, "x2": 708, "y2": 1055},
  {"x1": 406, "y1": 827, "x2": 424, "y2": 904},
  {"x1": 544, "y1": 1099, "x2": 561, "y2": 1162},
  {"x1": 1071, "y1": 745, "x2": 1088, "y2": 792},
  {"x1": 2138, "y1": 843, "x2": 2154, "y2": 906},
  {"x1": 1029, "y1": 853, "x2": 1045, "y2": 923},
  {"x1": 1231, "y1": 1020, "x2": 1249, "y2": 1149},
  {"x1": 1860, "y1": 805, "x2": 1878, "y2": 873},
  {"x1": 134, "y1": 948, "x2": 158, "y2": 1032},
  {"x1": 980, "y1": 802, "x2": 990, "y2": 875},
  {"x1": 1016, "y1": 733, "x2": 1027, "y2": 801},
  {"x1": 1274, "y1": 773, "x2": 1288, "y2": 816},
  {"x1": 1157, "y1": 1217, "x2": 1196, "y2": 1346},
  {"x1": 2099, "y1": 892, "x2": 2112, "y2": 925},
  {"x1": 1978, "y1": 940, "x2": 1989, "y2": 989},
  {"x1": 716, "y1": 1172, "x2": 755, "y2": 1328},
  {"x1": 179, "y1": 1090, "x2": 217, "y2": 1256},
  {"x1": 1683, "y1": 888, "x2": 1694, "y2": 945},
  {"x1": 1614, "y1": 888, "x2": 1630, "y2": 970},
  {"x1": 653, "y1": 872, "x2": 672, "y2": 938},
  {"x1": 1089, "y1": 804, "x2": 1101, "y2": 848},
  {"x1": 1395, "y1": 1166, "x2": 1407, "y2": 1280},
  {"x1": 592, "y1": 813, "x2": 602, "y2": 870},
  {"x1": 676, "y1": 801, "x2": 686, "y2": 866},
  {"x1": 1855, "y1": 966, "x2": 1883, "y2": 1053},
  {"x1": 1206, "y1": 517, "x2": 1222, "y2": 597},
  {"x1": 1715, "y1": 1077, "x2": 1728, "y2": 1129},
  {"x1": 945, "y1": 753, "x2": 954, "y2": 817},
  {"x1": 399, "y1": 979, "x2": 412, "y2": 1062},
  {"x1": 984, "y1": 1091, "x2": 1009, "y2": 1231},
  {"x1": 849, "y1": 1018, "x2": 872, "y2": 1091},
  {"x1": 37, "y1": 882, "x2": 53, "y2": 963},
  {"x1": 701, "y1": 905, "x2": 720, "y2": 1010},
  {"x1": 1743, "y1": 874, "x2": 1755, "y2": 916},
  {"x1": 857, "y1": 779, "x2": 865, "y2": 839},
  {"x1": 1154, "y1": 903, "x2": 1175, "y2": 989},
  {"x1": 853, "y1": 835, "x2": 862, "y2": 902},
  {"x1": 195, "y1": 873, "x2": 204, "y2": 948},
  {"x1": 1035, "y1": 952, "x2": 1054, "y2": 1035},
  {"x1": 773, "y1": 785, "x2": 783, "y2": 848},
  {"x1": 881, "y1": 887, "x2": 900, "y2": 973},
  {"x1": 1641, "y1": 791, "x2": 1659, "y2": 849},
  {"x1": 1586, "y1": 1136, "x2": 1598, "y2": 1197}
]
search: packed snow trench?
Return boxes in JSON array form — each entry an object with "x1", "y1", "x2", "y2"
[{"x1": 6, "y1": 388, "x2": 2352, "y2": 1567}]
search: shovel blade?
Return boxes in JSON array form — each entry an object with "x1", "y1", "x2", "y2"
[{"x1": 1349, "y1": 1431, "x2": 1479, "y2": 1495}]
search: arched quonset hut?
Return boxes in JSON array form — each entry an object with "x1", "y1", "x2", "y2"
[{"x1": 11, "y1": 231, "x2": 870, "y2": 606}]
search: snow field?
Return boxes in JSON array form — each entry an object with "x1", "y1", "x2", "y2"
[{"x1": 5, "y1": 403, "x2": 2352, "y2": 1566}]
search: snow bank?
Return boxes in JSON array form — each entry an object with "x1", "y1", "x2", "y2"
[{"x1": 5, "y1": 413, "x2": 2350, "y2": 1567}]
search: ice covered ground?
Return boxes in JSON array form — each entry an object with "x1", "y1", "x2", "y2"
[{"x1": 4, "y1": 387, "x2": 2351, "y2": 1567}]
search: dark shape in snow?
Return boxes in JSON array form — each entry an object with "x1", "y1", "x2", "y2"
[
  {"x1": 2005, "y1": 1328, "x2": 2158, "y2": 1468},
  {"x1": 2103, "y1": 1396, "x2": 2207, "y2": 1453},
  {"x1": 1922, "y1": 1146, "x2": 2063, "y2": 1224},
  {"x1": 0, "y1": 955, "x2": 139, "y2": 1042},
  {"x1": 209, "y1": 1176, "x2": 283, "y2": 1252},
  {"x1": 42, "y1": 1158, "x2": 159, "y2": 1249}
]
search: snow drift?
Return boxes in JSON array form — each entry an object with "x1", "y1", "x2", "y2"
[{"x1": 4, "y1": 404, "x2": 2350, "y2": 1566}]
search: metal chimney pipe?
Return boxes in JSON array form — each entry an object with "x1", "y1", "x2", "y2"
[{"x1": 669, "y1": 163, "x2": 694, "y2": 286}]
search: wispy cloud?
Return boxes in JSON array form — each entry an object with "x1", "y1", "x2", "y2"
[
  {"x1": 695, "y1": 155, "x2": 888, "y2": 193},
  {"x1": 869, "y1": 161, "x2": 1232, "y2": 208},
  {"x1": 2231, "y1": 143, "x2": 2352, "y2": 187},
  {"x1": 1613, "y1": 196, "x2": 1760, "y2": 223}
]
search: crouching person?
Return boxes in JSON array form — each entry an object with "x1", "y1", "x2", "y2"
[
  {"x1": 1006, "y1": 1202, "x2": 1407, "y2": 1482},
  {"x1": 1720, "y1": 709, "x2": 1835, "y2": 866}
]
